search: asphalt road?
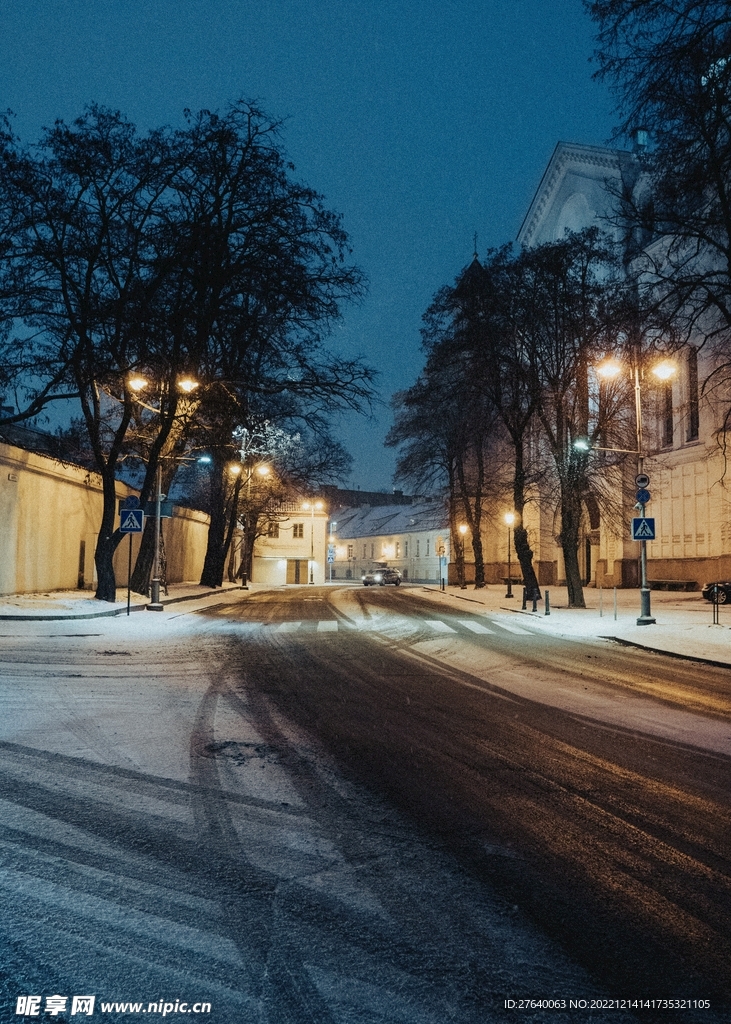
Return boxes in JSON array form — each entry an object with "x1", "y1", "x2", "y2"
[{"x1": 0, "y1": 584, "x2": 729, "y2": 1023}]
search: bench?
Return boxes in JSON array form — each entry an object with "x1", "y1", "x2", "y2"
[{"x1": 648, "y1": 579, "x2": 698, "y2": 592}]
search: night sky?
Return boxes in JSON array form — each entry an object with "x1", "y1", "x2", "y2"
[{"x1": 0, "y1": 0, "x2": 616, "y2": 491}]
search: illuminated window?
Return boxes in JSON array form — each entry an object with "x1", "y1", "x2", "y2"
[{"x1": 396, "y1": 542, "x2": 400, "y2": 557}]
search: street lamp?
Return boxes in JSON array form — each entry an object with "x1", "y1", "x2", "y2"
[
  {"x1": 593, "y1": 356, "x2": 677, "y2": 625},
  {"x1": 504, "y1": 512, "x2": 515, "y2": 598},
  {"x1": 127, "y1": 375, "x2": 200, "y2": 610},
  {"x1": 302, "y1": 500, "x2": 324, "y2": 584}
]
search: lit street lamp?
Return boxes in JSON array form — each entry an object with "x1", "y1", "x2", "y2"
[
  {"x1": 505, "y1": 512, "x2": 515, "y2": 598},
  {"x1": 591, "y1": 356, "x2": 677, "y2": 625},
  {"x1": 127, "y1": 375, "x2": 200, "y2": 610},
  {"x1": 302, "y1": 500, "x2": 324, "y2": 584}
]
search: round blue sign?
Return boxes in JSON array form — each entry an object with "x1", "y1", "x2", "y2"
[{"x1": 636, "y1": 488, "x2": 651, "y2": 504}]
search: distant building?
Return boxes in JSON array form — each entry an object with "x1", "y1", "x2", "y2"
[
  {"x1": 328, "y1": 500, "x2": 449, "y2": 584},
  {"x1": 252, "y1": 501, "x2": 329, "y2": 585}
]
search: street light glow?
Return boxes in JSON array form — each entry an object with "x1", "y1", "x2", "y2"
[
  {"x1": 504, "y1": 512, "x2": 515, "y2": 526},
  {"x1": 652, "y1": 360, "x2": 677, "y2": 381},
  {"x1": 459, "y1": 523, "x2": 468, "y2": 535},
  {"x1": 596, "y1": 359, "x2": 622, "y2": 379},
  {"x1": 573, "y1": 438, "x2": 591, "y2": 451},
  {"x1": 177, "y1": 377, "x2": 199, "y2": 393},
  {"x1": 128, "y1": 376, "x2": 148, "y2": 392}
]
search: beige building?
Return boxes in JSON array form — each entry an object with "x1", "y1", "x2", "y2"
[
  {"x1": 508, "y1": 139, "x2": 731, "y2": 590},
  {"x1": 252, "y1": 501, "x2": 329, "y2": 585}
]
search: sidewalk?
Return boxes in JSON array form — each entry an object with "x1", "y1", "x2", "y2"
[
  {"x1": 0, "y1": 581, "x2": 252, "y2": 620},
  {"x1": 417, "y1": 582, "x2": 731, "y2": 668}
]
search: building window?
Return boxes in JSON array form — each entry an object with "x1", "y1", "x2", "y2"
[
  {"x1": 686, "y1": 347, "x2": 699, "y2": 441},
  {"x1": 661, "y1": 381, "x2": 673, "y2": 447},
  {"x1": 347, "y1": 544, "x2": 354, "y2": 558},
  {"x1": 396, "y1": 541, "x2": 400, "y2": 557},
  {"x1": 404, "y1": 541, "x2": 408, "y2": 557},
  {"x1": 267, "y1": 522, "x2": 279, "y2": 538},
  {"x1": 370, "y1": 543, "x2": 374, "y2": 558},
  {"x1": 416, "y1": 539, "x2": 420, "y2": 557},
  {"x1": 426, "y1": 539, "x2": 430, "y2": 556},
  {"x1": 293, "y1": 523, "x2": 304, "y2": 539},
  {"x1": 362, "y1": 543, "x2": 367, "y2": 558}
]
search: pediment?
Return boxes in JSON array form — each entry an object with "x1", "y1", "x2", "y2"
[{"x1": 517, "y1": 142, "x2": 630, "y2": 247}]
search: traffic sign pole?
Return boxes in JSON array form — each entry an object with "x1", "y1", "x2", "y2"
[{"x1": 127, "y1": 533, "x2": 133, "y2": 617}]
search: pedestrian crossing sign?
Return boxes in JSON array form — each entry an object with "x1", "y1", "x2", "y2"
[
  {"x1": 631, "y1": 517, "x2": 655, "y2": 541},
  {"x1": 119, "y1": 509, "x2": 144, "y2": 533}
]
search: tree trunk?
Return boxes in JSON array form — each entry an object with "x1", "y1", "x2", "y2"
[
  {"x1": 129, "y1": 463, "x2": 178, "y2": 595},
  {"x1": 199, "y1": 459, "x2": 227, "y2": 587},
  {"x1": 94, "y1": 470, "x2": 121, "y2": 602},
  {"x1": 559, "y1": 489, "x2": 585, "y2": 608},
  {"x1": 512, "y1": 439, "x2": 541, "y2": 599}
]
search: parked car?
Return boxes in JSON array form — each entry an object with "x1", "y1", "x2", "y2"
[
  {"x1": 362, "y1": 564, "x2": 402, "y2": 586},
  {"x1": 701, "y1": 581, "x2": 731, "y2": 604}
]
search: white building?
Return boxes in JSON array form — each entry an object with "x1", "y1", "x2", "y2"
[
  {"x1": 514, "y1": 139, "x2": 731, "y2": 588},
  {"x1": 328, "y1": 500, "x2": 449, "y2": 584}
]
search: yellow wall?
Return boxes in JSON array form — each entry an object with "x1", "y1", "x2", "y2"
[{"x1": 0, "y1": 442, "x2": 210, "y2": 595}]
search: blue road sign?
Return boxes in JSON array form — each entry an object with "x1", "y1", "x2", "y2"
[
  {"x1": 636, "y1": 488, "x2": 651, "y2": 504},
  {"x1": 631, "y1": 517, "x2": 656, "y2": 541},
  {"x1": 119, "y1": 509, "x2": 144, "y2": 533}
]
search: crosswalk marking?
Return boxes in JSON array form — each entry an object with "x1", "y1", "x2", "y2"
[
  {"x1": 277, "y1": 621, "x2": 302, "y2": 632},
  {"x1": 425, "y1": 620, "x2": 458, "y2": 633},
  {"x1": 317, "y1": 620, "x2": 338, "y2": 632},
  {"x1": 457, "y1": 620, "x2": 495, "y2": 634},
  {"x1": 490, "y1": 620, "x2": 532, "y2": 635}
]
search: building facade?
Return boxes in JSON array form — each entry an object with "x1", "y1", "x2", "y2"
[
  {"x1": 328, "y1": 501, "x2": 450, "y2": 584},
  {"x1": 511, "y1": 139, "x2": 731, "y2": 589},
  {"x1": 252, "y1": 502, "x2": 329, "y2": 586}
]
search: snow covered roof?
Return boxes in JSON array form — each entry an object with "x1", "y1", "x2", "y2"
[{"x1": 331, "y1": 500, "x2": 448, "y2": 539}]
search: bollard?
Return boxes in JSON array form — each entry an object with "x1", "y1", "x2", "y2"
[
  {"x1": 599, "y1": 586, "x2": 603, "y2": 618},
  {"x1": 532, "y1": 591, "x2": 538, "y2": 612},
  {"x1": 544, "y1": 589, "x2": 550, "y2": 615},
  {"x1": 522, "y1": 587, "x2": 527, "y2": 610},
  {"x1": 614, "y1": 587, "x2": 617, "y2": 621}
]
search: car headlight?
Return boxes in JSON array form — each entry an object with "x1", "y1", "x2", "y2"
[{"x1": 374, "y1": 573, "x2": 382, "y2": 581}]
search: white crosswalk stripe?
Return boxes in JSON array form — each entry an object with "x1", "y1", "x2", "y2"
[
  {"x1": 489, "y1": 620, "x2": 533, "y2": 635},
  {"x1": 277, "y1": 621, "x2": 302, "y2": 632},
  {"x1": 425, "y1": 620, "x2": 457, "y2": 633},
  {"x1": 457, "y1": 620, "x2": 495, "y2": 634},
  {"x1": 317, "y1": 620, "x2": 338, "y2": 632}
]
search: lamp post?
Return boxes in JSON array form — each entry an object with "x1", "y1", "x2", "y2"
[
  {"x1": 127, "y1": 375, "x2": 200, "y2": 611},
  {"x1": 302, "y1": 500, "x2": 323, "y2": 584},
  {"x1": 594, "y1": 357, "x2": 677, "y2": 625},
  {"x1": 504, "y1": 512, "x2": 515, "y2": 598}
]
